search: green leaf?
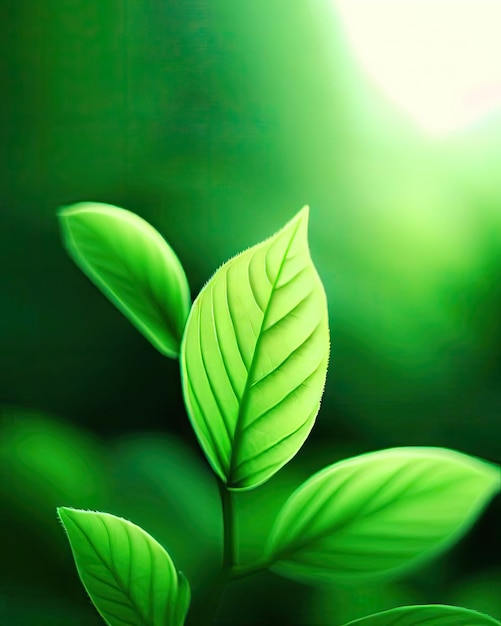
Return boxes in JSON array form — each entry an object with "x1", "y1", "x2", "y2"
[
  {"x1": 341, "y1": 604, "x2": 500, "y2": 625},
  {"x1": 180, "y1": 207, "x2": 329, "y2": 490},
  {"x1": 265, "y1": 447, "x2": 500, "y2": 582},
  {"x1": 171, "y1": 571, "x2": 191, "y2": 626},
  {"x1": 58, "y1": 202, "x2": 190, "y2": 358},
  {"x1": 57, "y1": 507, "x2": 190, "y2": 626}
]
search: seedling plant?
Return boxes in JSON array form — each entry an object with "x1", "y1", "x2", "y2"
[{"x1": 57, "y1": 203, "x2": 500, "y2": 625}]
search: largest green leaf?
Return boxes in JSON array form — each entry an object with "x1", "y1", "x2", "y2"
[
  {"x1": 265, "y1": 447, "x2": 500, "y2": 582},
  {"x1": 181, "y1": 207, "x2": 329, "y2": 490},
  {"x1": 342, "y1": 604, "x2": 499, "y2": 625},
  {"x1": 58, "y1": 508, "x2": 190, "y2": 626},
  {"x1": 59, "y1": 202, "x2": 190, "y2": 357}
]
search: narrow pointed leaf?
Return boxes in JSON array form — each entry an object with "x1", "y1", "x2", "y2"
[
  {"x1": 342, "y1": 604, "x2": 500, "y2": 625},
  {"x1": 180, "y1": 207, "x2": 329, "y2": 490},
  {"x1": 58, "y1": 507, "x2": 190, "y2": 626},
  {"x1": 59, "y1": 202, "x2": 190, "y2": 357},
  {"x1": 265, "y1": 447, "x2": 500, "y2": 582}
]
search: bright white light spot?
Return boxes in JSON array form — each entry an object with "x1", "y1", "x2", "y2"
[{"x1": 335, "y1": 0, "x2": 501, "y2": 134}]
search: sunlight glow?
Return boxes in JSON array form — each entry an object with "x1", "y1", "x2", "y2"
[{"x1": 335, "y1": 0, "x2": 501, "y2": 134}]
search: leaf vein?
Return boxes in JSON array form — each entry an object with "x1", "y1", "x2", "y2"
[
  {"x1": 211, "y1": 283, "x2": 240, "y2": 403},
  {"x1": 251, "y1": 320, "x2": 323, "y2": 388},
  {"x1": 198, "y1": 291, "x2": 233, "y2": 444},
  {"x1": 248, "y1": 250, "x2": 265, "y2": 313},
  {"x1": 242, "y1": 359, "x2": 325, "y2": 435},
  {"x1": 91, "y1": 590, "x2": 136, "y2": 612},
  {"x1": 186, "y1": 371, "x2": 228, "y2": 475},
  {"x1": 224, "y1": 264, "x2": 250, "y2": 373},
  {"x1": 235, "y1": 416, "x2": 312, "y2": 478},
  {"x1": 264, "y1": 289, "x2": 314, "y2": 334},
  {"x1": 99, "y1": 608, "x2": 141, "y2": 626},
  {"x1": 64, "y1": 515, "x2": 150, "y2": 626},
  {"x1": 228, "y1": 216, "x2": 307, "y2": 483},
  {"x1": 275, "y1": 264, "x2": 309, "y2": 291}
]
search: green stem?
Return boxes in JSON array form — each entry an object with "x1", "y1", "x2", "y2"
[
  {"x1": 229, "y1": 558, "x2": 271, "y2": 581},
  {"x1": 220, "y1": 481, "x2": 237, "y2": 569},
  {"x1": 188, "y1": 482, "x2": 269, "y2": 625}
]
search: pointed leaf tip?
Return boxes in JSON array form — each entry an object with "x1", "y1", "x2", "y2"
[
  {"x1": 58, "y1": 508, "x2": 191, "y2": 626},
  {"x1": 181, "y1": 209, "x2": 329, "y2": 490},
  {"x1": 298, "y1": 205, "x2": 309, "y2": 219}
]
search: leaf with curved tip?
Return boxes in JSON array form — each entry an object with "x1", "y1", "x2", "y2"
[
  {"x1": 342, "y1": 604, "x2": 500, "y2": 625},
  {"x1": 59, "y1": 202, "x2": 190, "y2": 357},
  {"x1": 265, "y1": 447, "x2": 500, "y2": 582},
  {"x1": 181, "y1": 207, "x2": 329, "y2": 490},
  {"x1": 58, "y1": 508, "x2": 190, "y2": 626}
]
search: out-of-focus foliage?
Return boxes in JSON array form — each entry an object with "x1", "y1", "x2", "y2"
[
  {"x1": 59, "y1": 203, "x2": 191, "y2": 358},
  {"x1": 1, "y1": 0, "x2": 500, "y2": 624},
  {"x1": 109, "y1": 433, "x2": 221, "y2": 585},
  {"x1": 0, "y1": 408, "x2": 107, "y2": 549},
  {"x1": 266, "y1": 448, "x2": 499, "y2": 583},
  {"x1": 340, "y1": 604, "x2": 499, "y2": 626},
  {"x1": 446, "y1": 570, "x2": 501, "y2": 621},
  {"x1": 307, "y1": 579, "x2": 420, "y2": 625}
]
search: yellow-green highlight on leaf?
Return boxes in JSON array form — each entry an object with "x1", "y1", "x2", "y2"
[
  {"x1": 265, "y1": 447, "x2": 500, "y2": 583},
  {"x1": 341, "y1": 604, "x2": 500, "y2": 625},
  {"x1": 58, "y1": 202, "x2": 191, "y2": 358},
  {"x1": 57, "y1": 507, "x2": 190, "y2": 626},
  {"x1": 180, "y1": 207, "x2": 330, "y2": 490}
]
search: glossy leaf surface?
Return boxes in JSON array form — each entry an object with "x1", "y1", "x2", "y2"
[
  {"x1": 342, "y1": 604, "x2": 499, "y2": 625},
  {"x1": 59, "y1": 202, "x2": 190, "y2": 357},
  {"x1": 58, "y1": 508, "x2": 189, "y2": 626},
  {"x1": 266, "y1": 447, "x2": 500, "y2": 582},
  {"x1": 181, "y1": 207, "x2": 329, "y2": 489}
]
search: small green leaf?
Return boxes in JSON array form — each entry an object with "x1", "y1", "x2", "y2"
[
  {"x1": 58, "y1": 202, "x2": 190, "y2": 357},
  {"x1": 341, "y1": 604, "x2": 500, "y2": 625},
  {"x1": 58, "y1": 507, "x2": 190, "y2": 626},
  {"x1": 180, "y1": 207, "x2": 329, "y2": 490},
  {"x1": 265, "y1": 447, "x2": 500, "y2": 582}
]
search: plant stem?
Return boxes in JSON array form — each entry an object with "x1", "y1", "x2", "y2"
[
  {"x1": 228, "y1": 558, "x2": 270, "y2": 581},
  {"x1": 219, "y1": 480, "x2": 237, "y2": 569},
  {"x1": 188, "y1": 482, "x2": 269, "y2": 625}
]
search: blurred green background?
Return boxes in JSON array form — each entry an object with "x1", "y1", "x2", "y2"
[{"x1": 1, "y1": 1, "x2": 500, "y2": 624}]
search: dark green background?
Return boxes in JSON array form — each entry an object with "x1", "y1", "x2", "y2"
[{"x1": 1, "y1": 1, "x2": 500, "y2": 624}]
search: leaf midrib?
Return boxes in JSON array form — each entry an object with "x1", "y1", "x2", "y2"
[
  {"x1": 227, "y1": 217, "x2": 303, "y2": 487},
  {"x1": 271, "y1": 464, "x2": 485, "y2": 564}
]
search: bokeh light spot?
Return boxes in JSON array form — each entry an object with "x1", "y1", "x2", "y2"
[{"x1": 334, "y1": 0, "x2": 501, "y2": 134}]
